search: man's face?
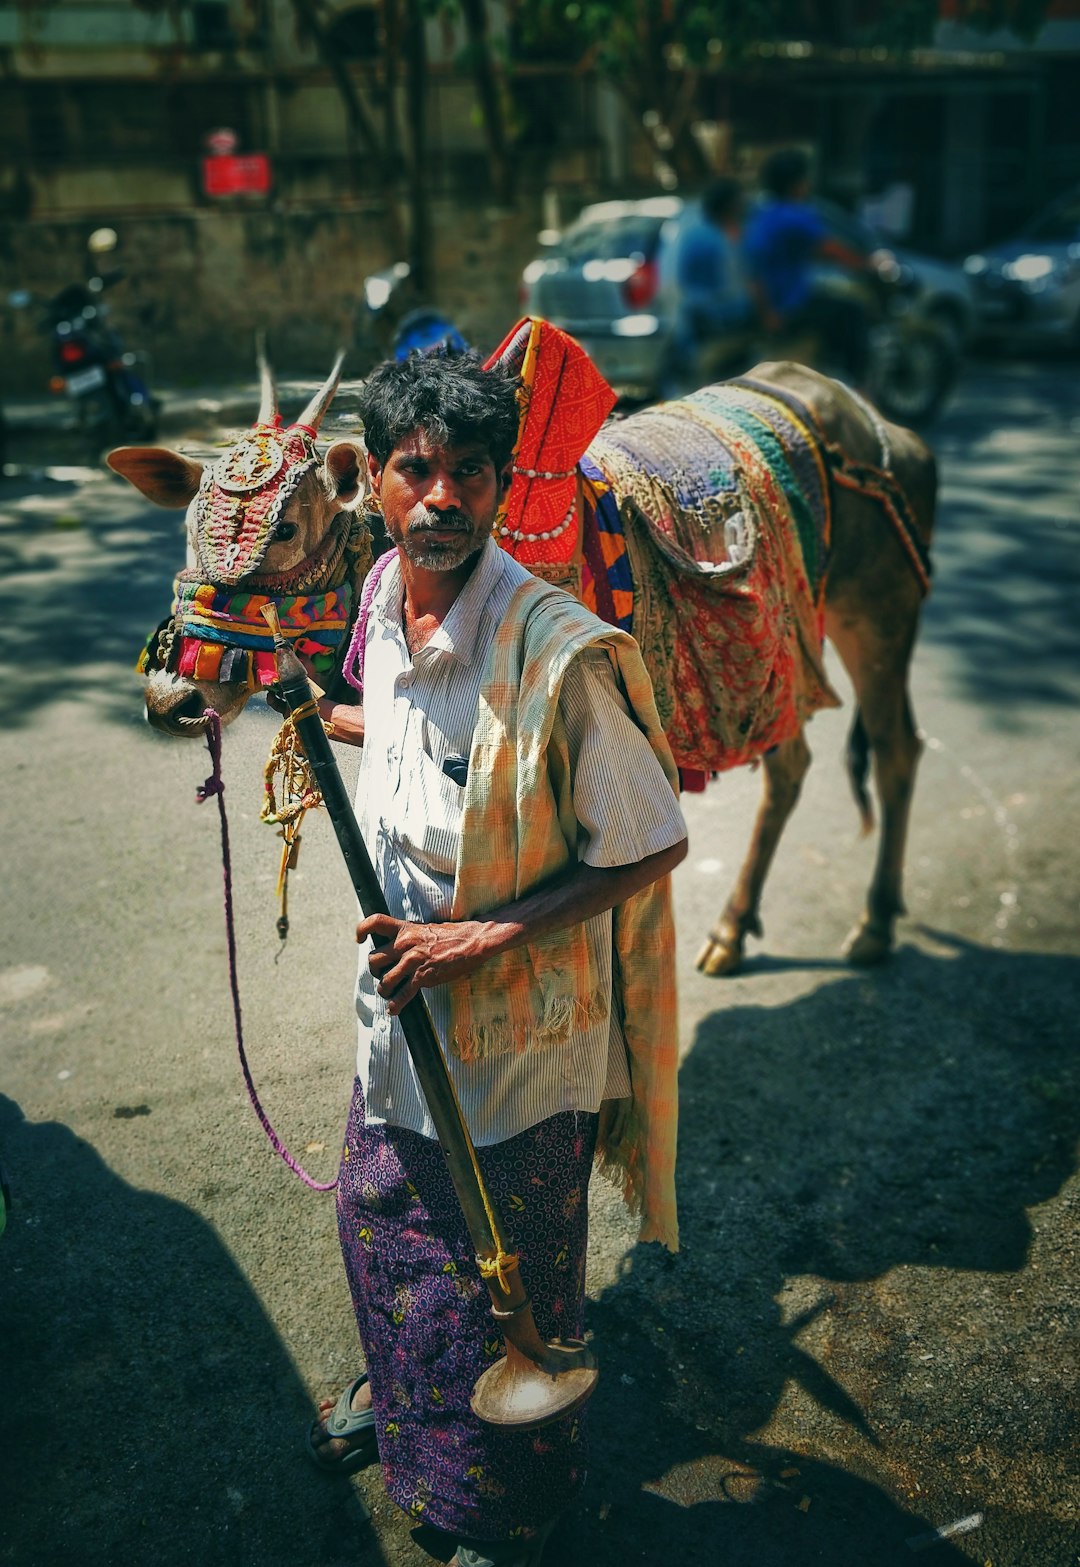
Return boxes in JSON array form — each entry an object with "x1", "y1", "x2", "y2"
[{"x1": 369, "y1": 430, "x2": 511, "y2": 573}]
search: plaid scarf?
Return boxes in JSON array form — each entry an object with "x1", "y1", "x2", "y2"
[{"x1": 449, "y1": 577, "x2": 681, "y2": 1251}]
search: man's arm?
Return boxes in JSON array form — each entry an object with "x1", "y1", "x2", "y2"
[
  {"x1": 317, "y1": 695, "x2": 364, "y2": 746},
  {"x1": 358, "y1": 837, "x2": 687, "y2": 1015},
  {"x1": 817, "y1": 235, "x2": 872, "y2": 273},
  {"x1": 267, "y1": 687, "x2": 365, "y2": 745}
]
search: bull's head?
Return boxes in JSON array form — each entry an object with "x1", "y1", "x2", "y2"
[{"x1": 110, "y1": 346, "x2": 370, "y2": 736}]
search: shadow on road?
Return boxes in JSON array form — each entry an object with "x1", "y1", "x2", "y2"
[
  {"x1": 564, "y1": 932, "x2": 1078, "y2": 1566},
  {"x1": 0, "y1": 1096, "x2": 387, "y2": 1567},
  {"x1": 0, "y1": 469, "x2": 188, "y2": 732},
  {"x1": 921, "y1": 362, "x2": 1080, "y2": 720}
]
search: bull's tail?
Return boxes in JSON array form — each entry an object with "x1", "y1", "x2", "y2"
[{"x1": 846, "y1": 708, "x2": 874, "y2": 835}]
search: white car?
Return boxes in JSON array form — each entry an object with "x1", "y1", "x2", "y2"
[
  {"x1": 965, "y1": 184, "x2": 1080, "y2": 346},
  {"x1": 521, "y1": 197, "x2": 683, "y2": 400}
]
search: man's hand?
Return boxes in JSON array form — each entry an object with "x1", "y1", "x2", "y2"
[
  {"x1": 357, "y1": 913, "x2": 496, "y2": 1014},
  {"x1": 355, "y1": 838, "x2": 687, "y2": 1018},
  {"x1": 322, "y1": 698, "x2": 365, "y2": 746},
  {"x1": 265, "y1": 690, "x2": 365, "y2": 746}
]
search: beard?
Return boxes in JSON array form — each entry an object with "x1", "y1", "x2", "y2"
[{"x1": 399, "y1": 509, "x2": 489, "y2": 572}]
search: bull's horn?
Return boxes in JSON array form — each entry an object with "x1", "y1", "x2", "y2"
[
  {"x1": 256, "y1": 332, "x2": 279, "y2": 427},
  {"x1": 483, "y1": 318, "x2": 534, "y2": 382},
  {"x1": 292, "y1": 349, "x2": 347, "y2": 435}
]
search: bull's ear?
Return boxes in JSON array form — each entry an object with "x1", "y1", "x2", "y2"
[
  {"x1": 107, "y1": 446, "x2": 204, "y2": 509},
  {"x1": 324, "y1": 439, "x2": 366, "y2": 506}
]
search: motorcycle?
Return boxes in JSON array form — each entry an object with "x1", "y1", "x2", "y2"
[
  {"x1": 10, "y1": 228, "x2": 159, "y2": 452},
  {"x1": 667, "y1": 251, "x2": 958, "y2": 427},
  {"x1": 768, "y1": 255, "x2": 958, "y2": 427},
  {"x1": 357, "y1": 261, "x2": 468, "y2": 365}
]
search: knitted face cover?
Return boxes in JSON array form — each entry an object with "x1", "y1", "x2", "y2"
[{"x1": 193, "y1": 423, "x2": 321, "y2": 585}]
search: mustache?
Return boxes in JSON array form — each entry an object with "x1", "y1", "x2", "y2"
[{"x1": 409, "y1": 508, "x2": 471, "y2": 533}]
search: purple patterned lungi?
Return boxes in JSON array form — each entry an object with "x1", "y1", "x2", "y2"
[{"x1": 336, "y1": 1077, "x2": 597, "y2": 1542}]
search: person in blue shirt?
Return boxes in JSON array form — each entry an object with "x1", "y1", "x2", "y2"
[
  {"x1": 666, "y1": 176, "x2": 753, "y2": 395},
  {"x1": 744, "y1": 147, "x2": 872, "y2": 382}
]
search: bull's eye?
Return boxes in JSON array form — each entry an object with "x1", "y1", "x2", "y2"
[{"x1": 274, "y1": 522, "x2": 298, "y2": 542}]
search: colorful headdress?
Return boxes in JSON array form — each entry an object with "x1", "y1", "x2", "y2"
[
  {"x1": 484, "y1": 318, "x2": 616, "y2": 572},
  {"x1": 192, "y1": 342, "x2": 346, "y2": 587}
]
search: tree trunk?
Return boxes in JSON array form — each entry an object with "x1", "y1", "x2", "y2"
[
  {"x1": 379, "y1": 0, "x2": 403, "y2": 188},
  {"x1": 458, "y1": 0, "x2": 514, "y2": 205},
  {"x1": 289, "y1": 0, "x2": 382, "y2": 161},
  {"x1": 288, "y1": 0, "x2": 406, "y2": 251},
  {"x1": 403, "y1": 0, "x2": 433, "y2": 295}
]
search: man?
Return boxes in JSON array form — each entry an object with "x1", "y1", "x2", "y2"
[
  {"x1": 666, "y1": 175, "x2": 754, "y2": 395},
  {"x1": 306, "y1": 352, "x2": 687, "y2": 1567},
  {"x1": 744, "y1": 146, "x2": 873, "y2": 382}
]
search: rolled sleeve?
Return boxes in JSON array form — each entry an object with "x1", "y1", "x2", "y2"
[{"x1": 558, "y1": 648, "x2": 688, "y2": 869}]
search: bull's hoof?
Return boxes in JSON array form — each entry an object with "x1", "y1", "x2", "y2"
[
  {"x1": 696, "y1": 933, "x2": 744, "y2": 976},
  {"x1": 842, "y1": 922, "x2": 893, "y2": 967}
]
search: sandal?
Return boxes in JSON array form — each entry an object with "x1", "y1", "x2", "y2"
[
  {"x1": 305, "y1": 1373, "x2": 379, "y2": 1476},
  {"x1": 453, "y1": 1517, "x2": 557, "y2": 1567}
]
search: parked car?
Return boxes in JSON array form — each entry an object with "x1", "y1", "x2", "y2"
[
  {"x1": 520, "y1": 194, "x2": 975, "y2": 402},
  {"x1": 964, "y1": 184, "x2": 1080, "y2": 347},
  {"x1": 521, "y1": 197, "x2": 683, "y2": 401}
]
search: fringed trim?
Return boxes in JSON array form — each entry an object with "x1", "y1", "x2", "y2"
[
  {"x1": 594, "y1": 1096, "x2": 678, "y2": 1252},
  {"x1": 450, "y1": 987, "x2": 608, "y2": 1063}
]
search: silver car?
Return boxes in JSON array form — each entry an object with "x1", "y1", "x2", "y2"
[
  {"x1": 521, "y1": 195, "x2": 975, "y2": 401},
  {"x1": 964, "y1": 185, "x2": 1080, "y2": 346},
  {"x1": 520, "y1": 198, "x2": 682, "y2": 400}
]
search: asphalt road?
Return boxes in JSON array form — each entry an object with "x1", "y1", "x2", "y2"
[{"x1": 0, "y1": 358, "x2": 1077, "y2": 1567}]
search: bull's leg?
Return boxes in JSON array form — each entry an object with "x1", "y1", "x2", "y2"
[
  {"x1": 828, "y1": 620, "x2": 923, "y2": 965},
  {"x1": 697, "y1": 730, "x2": 812, "y2": 976}
]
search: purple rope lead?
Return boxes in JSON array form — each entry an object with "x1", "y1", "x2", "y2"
[
  {"x1": 197, "y1": 709, "x2": 337, "y2": 1192},
  {"x1": 340, "y1": 547, "x2": 396, "y2": 694}
]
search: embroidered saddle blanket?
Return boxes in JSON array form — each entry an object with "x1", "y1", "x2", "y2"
[
  {"x1": 580, "y1": 381, "x2": 840, "y2": 773},
  {"x1": 484, "y1": 319, "x2": 841, "y2": 776}
]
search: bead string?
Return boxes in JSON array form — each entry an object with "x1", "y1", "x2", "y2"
[
  {"x1": 512, "y1": 464, "x2": 577, "y2": 481},
  {"x1": 496, "y1": 496, "x2": 576, "y2": 544}
]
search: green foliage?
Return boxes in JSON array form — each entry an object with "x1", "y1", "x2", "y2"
[{"x1": 516, "y1": 0, "x2": 1051, "y2": 69}]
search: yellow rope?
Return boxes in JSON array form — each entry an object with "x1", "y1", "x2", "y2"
[
  {"x1": 459, "y1": 1107, "x2": 521, "y2": 1292},
  {"x1": 476, "y1": 1248, "x2": 521, "y2": 1294},
  {"x1": 260, "y1": 717, "x2": 330, "y2": 937}
]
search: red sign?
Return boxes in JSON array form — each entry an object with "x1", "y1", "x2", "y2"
[{"x1": 202, "y1": 154, "x2": 272, "y2": 199}]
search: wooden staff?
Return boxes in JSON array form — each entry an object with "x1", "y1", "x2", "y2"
[{"x1": 261, "y1": 604, "x2": 598, "y2": 1431}]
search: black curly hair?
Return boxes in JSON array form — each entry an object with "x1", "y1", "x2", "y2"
[{"x1": 357, "y1": 352, "x2": 520, "y2": 474}]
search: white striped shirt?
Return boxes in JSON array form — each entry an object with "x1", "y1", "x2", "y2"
[{"x1": 353, "y1": 539, "x2": 686, "y2": 1145}]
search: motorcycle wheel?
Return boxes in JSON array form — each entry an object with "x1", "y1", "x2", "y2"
[
  {"x1": 122, "y1": 398, "x2": 159, "y2": 442},
  {"x1": 76, "y1": 389, "x2": 120, "y2": 463},
  {"x1": 870, "y1": 322, "x2": 957, "y2": 427}
]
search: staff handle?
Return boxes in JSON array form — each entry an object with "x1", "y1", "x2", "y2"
[{"x1": 261, "y1": 604, "x2": 597, "y2": 1430}]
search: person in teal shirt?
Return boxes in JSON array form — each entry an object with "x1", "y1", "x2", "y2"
[{"x1": 666, "y1": 177, "x2": 753, "y2": 395}]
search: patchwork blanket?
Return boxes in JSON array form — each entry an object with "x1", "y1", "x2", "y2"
[
  {"x1": 582, "y1": 382, "x2": 840, "y2": 773},
  {"x1": 485, "y1": 318, "x2": 841, "y2": 773}
]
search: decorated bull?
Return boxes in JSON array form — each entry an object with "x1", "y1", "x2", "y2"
[
  {"x1": 109, "y1": 319, "x2": 935, "y2": 975},
  {"x1": 109, "y1": 345, "x2": 372, "y2": 734}
]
